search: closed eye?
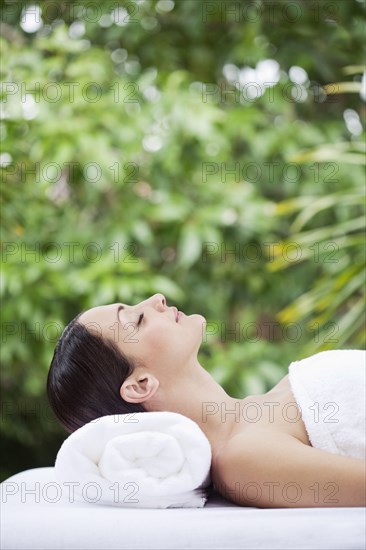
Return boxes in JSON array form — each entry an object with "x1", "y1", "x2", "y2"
[{"x1": 137, "y1": 313, "x2": 144, "y2": 327}]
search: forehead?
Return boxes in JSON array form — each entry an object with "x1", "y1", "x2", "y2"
[{"x1": 78, "y1": 303, "x2": 118, "y2": 325}]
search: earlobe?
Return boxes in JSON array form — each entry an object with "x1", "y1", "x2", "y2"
[{"x1": 120, "y1": 374, "x2": 159, "y2": 404}]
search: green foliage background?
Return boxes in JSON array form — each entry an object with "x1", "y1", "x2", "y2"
[{"x1": 1, "y1": 0, "x2": 365, "y2": 481}]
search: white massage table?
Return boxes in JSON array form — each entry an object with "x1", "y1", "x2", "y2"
[{"x1": 1, "y1": 467, "x2": 365, "y2": 550}]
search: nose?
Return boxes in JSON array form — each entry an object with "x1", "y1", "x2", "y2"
[{"x1": 143, "y1": 293, "x2": 166, "y2": 311}]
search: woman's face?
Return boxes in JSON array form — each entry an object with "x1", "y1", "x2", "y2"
[{"x1": 78, "y1": 294, "x2": 206, "y2": 374}]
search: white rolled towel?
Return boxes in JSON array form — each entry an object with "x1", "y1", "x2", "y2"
[
  {"x1": 288, "y1": 349, "x2": 366, "y2": 460},
  {"x1": 54, "y1": 411, "x2": 212, "y2": 508}
]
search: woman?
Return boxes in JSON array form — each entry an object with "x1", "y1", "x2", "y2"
[{"x1": 47, "y1": 293, "x2": 366, "y2": 508}]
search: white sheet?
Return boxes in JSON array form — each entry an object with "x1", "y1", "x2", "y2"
[{"x1": 1, "y1": 468, "x2": 365, "y2": 550}]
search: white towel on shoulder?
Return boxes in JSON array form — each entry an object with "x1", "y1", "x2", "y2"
[
  {"x1": 288, "y1": 349, "x2": 366, "y2": 460},
  {"x1": 54, "y1": 411, "x2": 212, "y2": 508}
]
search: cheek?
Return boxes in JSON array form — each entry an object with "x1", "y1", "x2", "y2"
[
  {"x1": 147, "y1": 325, "x2": 181, "y2": 356},
  {"x1": 141, "y1": 327, "x2": 168, "y2": 356},
  {"x1": 140, "y1": 320, "x2": 198, "y2": 360}
]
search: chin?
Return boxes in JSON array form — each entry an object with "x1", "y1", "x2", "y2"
[
  {"x1": 189, "y1": 312, "x2": 206, "y2": 323},
  {"x1": 190, "y1": 314, "x2": 207, "y2": 338}
]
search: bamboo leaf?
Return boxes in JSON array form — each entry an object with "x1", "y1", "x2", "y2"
[
  {"x1": 324, "y1": 82, "x2": 362, "y2": 94},
  {"x1": 342, "y1": 65, "x2": 366, "y2": 75}
]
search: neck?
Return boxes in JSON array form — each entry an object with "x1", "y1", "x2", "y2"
[{"x1": 147, "y1": 358, "x2": 253, "y2": 457}]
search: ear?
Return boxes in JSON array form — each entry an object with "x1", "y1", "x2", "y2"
[{"x1": 120, "y1": 373, "x2": 159, "y2": 404}]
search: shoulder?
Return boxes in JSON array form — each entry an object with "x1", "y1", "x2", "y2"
[
  {"x1": 211, "y1": 429, "x2": 283, "y2": 505},
  {"x1": 213, "y1": 428, "x2": 287, "y2": 470},
  {"x1": 212, "y1": 430, "x2": 366, "y2": 508}
]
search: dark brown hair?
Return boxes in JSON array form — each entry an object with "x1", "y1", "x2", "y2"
[{"x1": 47, "y1": 313, "x2": 146, "y2": 433}]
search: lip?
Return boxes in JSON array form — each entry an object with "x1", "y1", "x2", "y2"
[{"x1": 172, "y1": 307, "x2": 178, "y2": 322}]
